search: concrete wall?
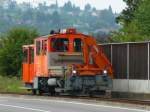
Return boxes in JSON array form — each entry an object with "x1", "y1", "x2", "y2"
[{"x1": 113, "y1": 79, "x2": 150, "y2": 94}]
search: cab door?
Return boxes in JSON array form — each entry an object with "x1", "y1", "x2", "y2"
[
  {"x1": 22, "y1": 47, "x2": 30, "y2": 83},
  {"x1": 29, "y1": 46, "x2": 34, "y2": 83}
]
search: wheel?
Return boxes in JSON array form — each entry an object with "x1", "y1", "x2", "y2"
[
  {"x1": 105, "y1": 90, "x2": 112, "y2": 98},
  {"x1": 38, "y1": 89, "x2": 43, "y2": 95},
  {"x1": 32, "y1": 89, "x2": 37, "y2": 95},
  {"x1": 49, "y1": 87, "x2": 56, "y2": 96},
  {"x1": 89, "y1": 91, "x2": 94, "y2": 97}
]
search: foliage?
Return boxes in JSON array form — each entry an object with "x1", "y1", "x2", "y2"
[
  {"x1": 116, "y1": 0, "x2": 141, "y2": 26},
  {"x1": 0, "y1": 27, "x2": 39, "y2": 77},
  {"x1": 0, "y1": 75, "x2": 28, "y2": 93},
  {"x1": 84, "y1": 3, "x2": 91, "y2": 11},
  {"x1": 133, "y1": 0, "x2": 150, "y2": 37},
  {"x1": 112, "y1": 0, "x2": 150, "y2": 42},
  {"x1": 0, "y1": 0, "x2": 118, "y2": 38}
]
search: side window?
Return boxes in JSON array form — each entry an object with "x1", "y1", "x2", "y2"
[
  {"x1": 36, "y1": 41, "x2": 41, "y2": 55},
  {"x1": 51, "y1": 38, "x2": 69, "y2": 52},
  {"x1": 23, "y1": 48, "x2": 28, "y2": 63},
  {"x1": 42, "y1": 40, "x2": 47, "y2": 55},
  {"x1": 74, "y1": 38, "x2": 82, "y2": 52},
  {"x1": 30, "y1": 47, "x2": 34, "y2": 64}
]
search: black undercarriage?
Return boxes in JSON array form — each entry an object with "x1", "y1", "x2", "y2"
[{"x1": 25, "y1": 75, "x2": 112, "y2": 96}]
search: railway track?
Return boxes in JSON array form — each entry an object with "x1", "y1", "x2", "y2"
[
  {"x1": 0, "y1": 92, "x2": 150, "y2": 106},
  {"x1": 54, "y1": 95, "x2": 150, "y2": 106}
]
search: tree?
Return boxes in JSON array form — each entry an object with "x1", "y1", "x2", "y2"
[
  {"x1": 112, "y1": 0, "x2": 150, "y2": 42},
  {"x1": 63, "y1": 1, "x2": 73, "y2": 12},
  {"x1": 133, "y1": 0, "x2": 150, "y2": 37},
  {"x1": 84, "y1": 4, "x2": 91, "y2": 12},
  {"x1": 116, "y1": 0, "x2": 141, "y2": 26},
  {"x1": 51, "y1": 11, "x2": 62, "y2": 29},
  {"x1": 0, "y1": 0, "x2": 118, "y2": 36},
  {"x1": 96, "y1": 7, "x2": 116, "y2": 29},
  {"x1": 0, "y1": 27, "x2": 39, "y2": 77}
]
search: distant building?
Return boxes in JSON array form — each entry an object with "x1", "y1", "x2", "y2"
[{"x1": 0, "y1": 0, "x2": 9, "y2": 9}]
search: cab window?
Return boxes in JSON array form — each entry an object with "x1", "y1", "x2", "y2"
[
  {"x1": 23, "y1": 49, "x2": 28, "y2": 63},
  {"x1": 51, "y1": 38, "x2": 69, "y2": 52},
  {"x1": 42, "y1": 40, "x2": 47, "y2": 55},
  {"x1": 30, "y1": 47, "x2": 34, "y2": 64},
  {"x1": 74, "y1": 38, "x2": 82, "y2": 52},
  {"x1": 36, "y1": 41, "x2": 41, "y2": 55}
]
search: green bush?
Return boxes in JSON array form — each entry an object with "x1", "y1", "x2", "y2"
[
  {"x1": 0, "y1": 76, "x2": 27, "y2": 93},
  {"x1": 0, "y1": 27, "x2": 39, "y2": 77}
]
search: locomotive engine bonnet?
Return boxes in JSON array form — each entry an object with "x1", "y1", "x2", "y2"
[{"x1": 22, "y1": 28, "x2": 113, "y2": 95}]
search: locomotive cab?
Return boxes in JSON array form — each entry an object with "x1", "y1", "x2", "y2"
[{"x1": 22, "y1": 28, "x2": 113, "y2": 96}]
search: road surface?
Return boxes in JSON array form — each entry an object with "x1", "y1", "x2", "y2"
[{"x1": 0, "y1": 95, "x2": 149, "y2": 112}]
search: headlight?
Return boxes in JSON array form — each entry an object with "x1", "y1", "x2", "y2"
[
  {"x1": 72, "y1": 70, "x2": 77, "y2": 74},
  {"x1": 103, "y1": 70, "x2": 107, "y2": 74}
]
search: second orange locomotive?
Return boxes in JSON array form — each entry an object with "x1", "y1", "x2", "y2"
[{"x1": 22, "y1": 28, "x2": 113, "y2": 95}]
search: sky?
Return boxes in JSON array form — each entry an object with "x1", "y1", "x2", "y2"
[{"x1": 16, "y1": 0, "x2": 126, "y2": 13}]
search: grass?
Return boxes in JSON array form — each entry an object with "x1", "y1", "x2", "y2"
[{"x1": 0, "y1": 76, "x2": 28, "y2": 94}]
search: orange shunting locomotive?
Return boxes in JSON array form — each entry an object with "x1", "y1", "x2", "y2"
[{"x1": 22, "y1": 28, "x2": 113, "y2": 95}]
